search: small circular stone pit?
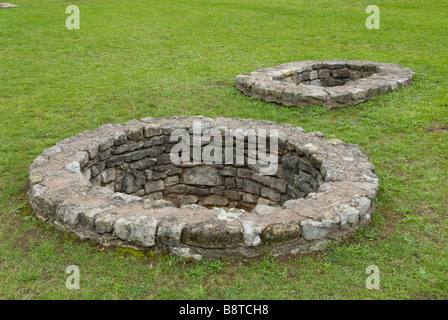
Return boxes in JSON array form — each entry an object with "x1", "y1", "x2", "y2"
[
  {"x1": 236, "y1": 60, "x2": 415, "y2": 108},
  {"x1": 28, "y1": 116, "x2": 379, "y2": 258}
]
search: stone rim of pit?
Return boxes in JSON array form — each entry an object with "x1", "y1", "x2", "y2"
[
  {"x1": 27, "y1": 116, "x2": 379, "y2": 258},
  {"x1": 236, "y1": 59, "x2": 415, "y2": 108}
]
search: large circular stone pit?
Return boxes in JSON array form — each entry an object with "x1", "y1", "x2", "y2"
[
  {"x1": 236, "y1": 60, "x2": 415, "y2": 108},
  {"x1": 27, "y1": 116, "x2": 379, "y2": 259}
]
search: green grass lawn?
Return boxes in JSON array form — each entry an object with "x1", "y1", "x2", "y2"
[{"x1": 0, "y1": 0, "x2": 447, "y2": 299}]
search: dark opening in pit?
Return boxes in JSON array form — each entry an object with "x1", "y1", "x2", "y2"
[
  {"x1": 280, "y1": 63, "x2": 377, "y2": 88},
  {"x1": 86, "y1": 129, "x2": 323, "y2": 212}
]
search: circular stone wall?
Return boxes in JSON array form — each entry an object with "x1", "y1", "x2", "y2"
[
  {"x1": 236, "y1": 60, "x2": 415, "y2": 108},
  {"x1": 27, "y1": 116, "x2": 379, "y2": 259}
]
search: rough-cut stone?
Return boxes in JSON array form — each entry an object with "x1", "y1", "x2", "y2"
[
  {"x1": 171, "y1": 247, "x2": 202, "y2": 260},
  {"x1": 100, "y1": 168, "x2": 115, "y2": 183},
  {"x1": 301, "y1": 219, "x2": 335, "y2": 240},
  {"x1": 202, "y1": 195, "x2": 229, "y2": 206},
  {"x1": 241, "y1": 221, "x2": 262, "y2": 246},
  {"x1": 109, "y1": 192, "x2": 142, "y2": 204},
  {"x1": 145, "y1": 180, "x2": 164, "y2": 194},
  {"x1": 181, "y1": 220, "x2": 243, "y2": 248},
  {"x1": 29, "y1": 172, "x2": 44, "y2": 185},
  {"x1": 56, "y1": 206, "x2": 84, "y2": 227},
  {"x1": 252, "y1": 204, "x2": 281, "y2": 216},
  {"x1": 79, "y1": 207, "x2": 107, "y2": 230},
  {"x1": 65, "y1": 161, "x2": 81, "y2": 173},
  {"x1": 182, "y1": 167, "x2": 222, "y2": 186},
  {"x1": 95, "y1": 215, "x2": 115, "y2": 233},
  {"x1": 214, "y1": 207, "x2": 245, "y2": 221},
  {"x1": 144, "y1": 124, "x2": 162, "y2": 137},
  {"x1": 157, "y1": 217, "x2": 186, "y2": 246},
  {"x1": 242, "y1": 193, "x2": 258, "y2": 203},
  {"x1": 242, "y1": 180, "x2": 260, "y2": 195},
  {"x1": 261, "y1": 187, "x2": 281, "y2": 202},
  {"x1": 143, "y1": 199, "x2": 175, "y2": 209},
  {"x1": 115, "y1": 216, "x2": 158, "y2": 247},
  {"x1": 261, "y1": 222, "x2": 302, "y2": 245},
  {"x1": 282, "y1": 198, "x2": 303, "y2": 209},
  {"x1": 179, "y1": 195, "x2": 199, "y2": 206},
  {"x1": 106, "y1": 155, "x2": 125, "y2": 167},
  {"x1": 334, "y1": 204, "x2": 360, "y2": 229},
  {"x1": 126, "y1": 126, "x2": 144, "y2": 141}
]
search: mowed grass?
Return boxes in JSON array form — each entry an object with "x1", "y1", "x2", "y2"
[{"x1": 0, "y1": 0, "x2": 447, "y2": 299}]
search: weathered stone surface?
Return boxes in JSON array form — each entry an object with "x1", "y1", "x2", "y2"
[
  {"x1": 56, "y1": 206, "x2": 84, "y2": 227},
  {"x1": 144, "y1": 191, "x2": 163, "y2": 200},
  {"x1": 143, "y1": 124, "x2": 162, "y2": 137},
  {"x1": 144, "y1": 180, "x2": 164, "y2": 194},
  {"x1": 42, "y1": 145, "x2": 62, "y2": 157},
  {"x1": 163, "y1": 184, "x2": 186, "y2": 194},
  {"x1": 113, "y1": 131, "x2": 127, "y2": 145},
  {"x1": 356, "y1": 197, "x2": 371, "y2": 220},
  {"x1": 242, "y1": 193, "x2": 258, "y2": 203},
  {"x1": 29, "y1": 172, "x2": 44, "y2": 185},
  {"x1": 71, "y1": 151, "x2": 89, "y2": 167},
  {"x1": 252, "y1": 204, "x2": 281, "y2": 216},
  {"x1": 163, "y1": 175, "x2": 178, "y2": 187},
  {"x1": 100, "y1": 168, "x2": 115, "y2": 183},
  {"x1": 182, "y1": 167, "x2": 222, "y2": 186},
  {"x1": 90, "y1": 162, "x2": 106, "y2": 177},
  {"x1": 66, "y1": 161, "x2": 81, "y2": 173},
  {"x1": 130, "y1": 157, "x2": 156, "y2": 170},
  {"x1": 29, "y1": 155, "x2": 48, "y2": 171},
  {"x1": 109, "y1": 192, "x2": 142, "y2": 204},
  {"x1": 180, "y1": 204, "x2": 207, "y2": 210},
  {"x1": 214, "y1": 207, "x2": 245, "y2": 221},
  {"x1": 261, "y1": 222, "x2": 301, "y2": 245},
  {"x1": 126, "y1": 126, "x2": 144, "y2": 141},
  {"x1": 79, "y1": 207, "x2": 107, "y2": 230},
  {"x1": 261, "y1": 187, "x2": 281, "y2": 202},
  {"x1": 242, "y1": 180, "x2": 261, "y2": 195},
  {"x1": 157, "y1": 217, "x2": 186, "y2": 246},
  {"x1": 301, "y1": 219, "x2": 335, "y2": 240},
  {"x1": 98, "y1": 137, "x2": 114, "y2": 152},
  {"x1": 181, "y1": 220, "x2": 243, "y2": 248},
  {"x1": 282, "y1": 198, "x2": 303, "y2": 209},
  {"x1": 115, "y1": 168, "x2": 146, "y2": 194},
  {"x1": 171, "y1": 247, "x2": 202, "y2": 260},
  {"x1": 241, "y1": 221, "x2": 262, "y2": 246},
  {"x1": 179, "y1": 195, "x2": 199, "y2": 206},
  {"x1": 333, "y1": 204, "x2": 360, "y2": 229},
  {"x1": 106, "y1": 155, "x2": 125, "y2": 167},
  {"x1": 202, "y1": 195, "x2": 229, "y2": 206},
  {"x1": 223, "y1": 190, "x2": 241, "y2": 201},
  {"x1": 115, "y1": 216, "x2": 158, "y2": 247},
  {"x1": 219, "y1": 167, "x2": 237, "y2": 176},
  {"x1": 143, "y1": 199, "x2": 175, "y2": 209},
  {"x1": 95, "y1": 215, "x2": 115, "y2": 233}
]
